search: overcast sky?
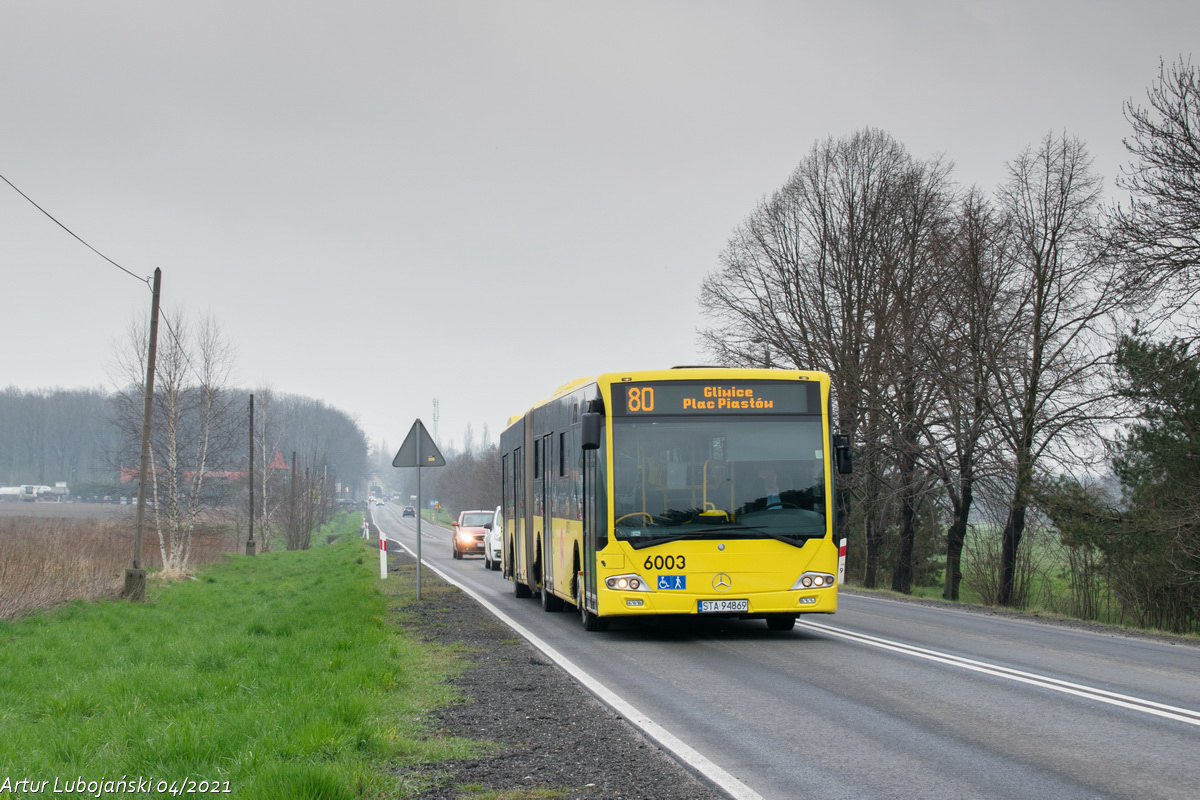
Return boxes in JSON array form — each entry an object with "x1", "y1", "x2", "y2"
[{"x1": 2, "y1": 1, "x2": 1196, "y2": 458}]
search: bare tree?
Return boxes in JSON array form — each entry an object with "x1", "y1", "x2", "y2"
[
  {"x1": 1108, "y1": 57, "x2": 1200, "y2": 314},
  {"x1": 700, "y1": 128, "x2": 1131, "y2": 602},
  {"x1": 423, "y1": 429, "x2": 501, "y2": 517},
  {"x1": 924, "y1": 189, "x2": 1013, "y2": 600},
  {"x1": 112, "y1": 312, "x2": 240, "y2": 574},
  {"x1": 251, "y1": 386, "x2": 289, "y2": 551},
  {"x1": 879, "y1": 156, "x2": 958, "y2": 593},
  {"x1": 701, "y1": 128, "x2": 920, "y2": 587},
  {"x1": 281, "y1": 451, "x2": 334, "y2": 550},
  {"x1": 990, "y1": 132, "x2": 1123, "y2": 606}
]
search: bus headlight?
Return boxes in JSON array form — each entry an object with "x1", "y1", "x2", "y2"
[
  {"x1": 605, "y1": 573, "x2": 653, "y2": 592},
  {"x1": 791, "y1": 572, "x2": 835, "y2": 590}
]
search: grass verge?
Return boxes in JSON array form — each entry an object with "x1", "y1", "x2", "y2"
[{"x1": 0, "y1": 522, "x2": 475, "y2": 799}]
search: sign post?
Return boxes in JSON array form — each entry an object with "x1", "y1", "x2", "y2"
[{"x1": 392, "y1": 419, "x2": 445, "y2": 599}]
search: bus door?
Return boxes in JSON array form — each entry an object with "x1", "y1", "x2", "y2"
[
  {"x1": 513, "y1": 445, "x2": 528, "y2": 589},
  {"x1": 522, "y1": 412, "x2": 538, "y2": 593},
  {"x1": 501, "y1": 452, "x2": 512, "y2": 580},
  {"x1": 539, "y1": 433, "x2": 553, "y2": 591},
  {"x1": 582, "y1": 445, "x2": 599, "y2": 612}
]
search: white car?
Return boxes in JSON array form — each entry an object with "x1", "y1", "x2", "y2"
[{"x1": 483, "y1": 505, "x2": 503, "y2": 571}]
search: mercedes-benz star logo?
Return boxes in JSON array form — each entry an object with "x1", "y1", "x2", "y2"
[{"x1": 712, "y1": 573, "x2": 732, "y2": 592}]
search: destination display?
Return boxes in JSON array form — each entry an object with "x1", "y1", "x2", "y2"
[{"x1": 614, "y1": 381, "x2": 817, "y2": 416}]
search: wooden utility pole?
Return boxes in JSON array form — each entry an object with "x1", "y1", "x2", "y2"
[
  {"x1": 247, "y1": 394, "x2": 257, "y2": 555},
  {"x1": 123, "y1": 267, "x2": 161, "y2": 601},
  {"x1": 289, "y1": 450, "x2": 297, "y2": 549}
]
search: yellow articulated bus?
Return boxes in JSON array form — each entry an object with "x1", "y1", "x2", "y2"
[{"x1": 499, "y1": 367, "x2": 851, "y2": 632}]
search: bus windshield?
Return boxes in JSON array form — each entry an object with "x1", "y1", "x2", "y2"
[{"x1": 611, "y1": 415, "x2": 827, "y2": 548}]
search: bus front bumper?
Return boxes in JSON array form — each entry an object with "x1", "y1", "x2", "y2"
[{"x1": 600, "y1": 587, "x2": 837, "y2": 617}]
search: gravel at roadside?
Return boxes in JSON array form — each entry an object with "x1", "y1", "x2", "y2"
[{"x1": 384, "y1": 551, "x2": 729, "y2": 800}]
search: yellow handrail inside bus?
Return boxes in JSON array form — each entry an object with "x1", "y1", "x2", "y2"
[{"x1": 701, "y1": 460, "x2": 730, "y2": 521}]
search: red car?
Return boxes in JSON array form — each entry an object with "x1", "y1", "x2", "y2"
[{"x1": 452, "y1": 510, "x2": 492, "y2": 559}]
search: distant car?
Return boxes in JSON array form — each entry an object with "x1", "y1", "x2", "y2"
[
  {"x1": 402, "y1": 505, "x2": 415, "y2": 517},
  {"x1": 483, "y1": 505, "x2": 502, "y2": 571},
  {"x1": 452, "y1": 509, "x2": 492, "y2": 559}
]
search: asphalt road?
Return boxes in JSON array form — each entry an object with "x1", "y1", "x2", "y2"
[{"x1": 371, "y1": 503, "x2": 1200, "y2": 800}]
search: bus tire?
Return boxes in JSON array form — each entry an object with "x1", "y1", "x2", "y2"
[
  {"x1": 511, "y1": 545, "x2": 532, "y2": 597},
  {"x1": 766, "y1": 614, "x2": 797, "y2": 631},
  {"x1": 575, "y1": 573, "x2": 608, "y2": 632},
  {"x1": 541, "y1": 582, "x2": 564, "y2": 612}
]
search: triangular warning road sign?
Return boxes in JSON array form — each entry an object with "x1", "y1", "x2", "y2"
[{"x1": 392, "y1": 419, "x2": 445, "y2": 467}]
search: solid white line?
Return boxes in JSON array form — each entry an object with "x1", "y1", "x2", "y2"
[
  {"x1": 798, "y1": 619, "x2": 1200, "y2": 727},
  {"x1": 375, "y1": 520, "x2": 763, "y2": 800}
]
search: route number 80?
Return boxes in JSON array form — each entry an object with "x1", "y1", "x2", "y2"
[{"x1": 628, "y1": 387, "x2": 655, "y2": 412}]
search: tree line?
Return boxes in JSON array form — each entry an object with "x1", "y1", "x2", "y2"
[
  {"x1": 2, "y1": 314, "x2": 370, "y2": 572},
  {"x1": 0, "y1": 386, "x2": 116, "y2": 487},
  {"x1": 0, "y1": 386, "x2": 367, "y2": 497},
  {"x1": 699, "y1": 58, "x2": 1200, "y2": 632}
]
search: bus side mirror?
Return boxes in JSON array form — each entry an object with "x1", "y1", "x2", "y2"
[
  {"x1": 581, "y1": 412, "x2": 602, "y2": 451},
  {"x1": 833, "y1": 434, "x2": 853, "y2": 475}
]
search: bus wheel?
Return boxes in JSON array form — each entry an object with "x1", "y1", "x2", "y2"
[
  {"x1": 511, "y1": 546, "x2": 532, "y2": 597},
  {"x1": 575, "y1": 573, "x2": 608, "y2": 632},
  {"x1": 766, "y1": 614, "x2": 796, "y2": 631},
  {"x1": 540, "y1": 582, "x2": 564, "y2": 612}
]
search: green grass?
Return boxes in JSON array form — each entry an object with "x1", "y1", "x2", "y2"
[
  {"x1": 0, "y1": 519, "x2": 475, "y2": 799},
  {"x1": 419, "y1": 509, "x2": 454, "y2": 527},
  {"x1": 849, "y1": 525, "x2": 1199, "y2": 642}
]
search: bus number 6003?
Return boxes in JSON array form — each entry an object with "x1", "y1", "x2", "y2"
[{"x1": 644, "y1": 555, "x2": 684, "y2": 570}]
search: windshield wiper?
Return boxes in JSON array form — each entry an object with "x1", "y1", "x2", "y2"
[{"x1": 752, "y1": 528, "x2": 824, "y2": 548}]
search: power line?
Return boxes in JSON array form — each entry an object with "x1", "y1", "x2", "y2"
[
  {"x1": 2, "y1": 171, "x2": 213, "y2": 392},
  {"x1": 0, "y1": 171, "x2": 150, "y2": 286}
]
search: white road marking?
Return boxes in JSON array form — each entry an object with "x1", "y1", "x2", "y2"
[{"x1": 798, "y1": 619, "x2": 1200, "y2": 727}]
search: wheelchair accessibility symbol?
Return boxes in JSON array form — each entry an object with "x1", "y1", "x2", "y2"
[{"x1": 657, "y1": 575, "x2": 687, "y2": 590}]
